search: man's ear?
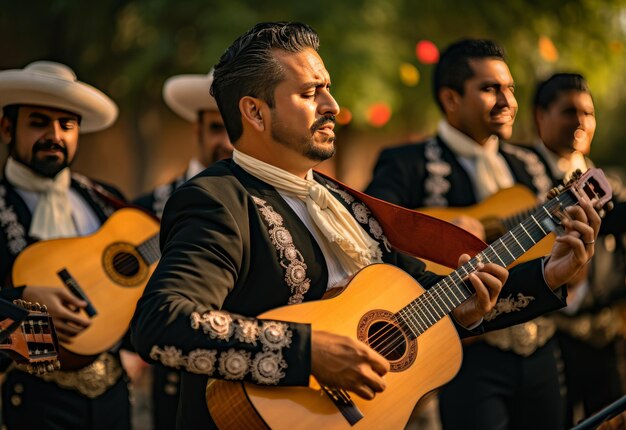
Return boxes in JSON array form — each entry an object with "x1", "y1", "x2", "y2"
[
  {"x1": 439, "y1": 88, "x2": 461, "y2": 114},
  {"x1": 239, "y1": 96, "x2": 266, "y2": 132},
  {"x1": 0, "y1": 117, "x2": 12, "y2": 145}
]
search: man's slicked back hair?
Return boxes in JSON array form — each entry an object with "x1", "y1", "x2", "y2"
[
  {"x1": 211, "y1": 21, "x2": 320, "y2": 142},
  {"x1": 433, "y1": 39, "x2": 507, "y2": 112},
  {"x1": 533, "y1": 73, "x2": 591, "y2": 110}
]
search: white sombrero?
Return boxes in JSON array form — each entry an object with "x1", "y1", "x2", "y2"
[
  {"x1": 162, "y1": 70, "x2": 218, "y2": 122},
  {"x1": 0, "y1": 61, "x2": 118, "y2": 133}
]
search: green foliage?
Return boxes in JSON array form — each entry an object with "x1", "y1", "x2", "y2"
[{"x1": 2, "y1": 0, "x2": 626, "y2": 166}]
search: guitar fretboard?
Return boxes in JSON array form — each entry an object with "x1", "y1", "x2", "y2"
[
  {"x1": 137, "y1": 235, "x2": 160, "y2": 264},
  {"x1": 396, "y1": 189, "x2": 576, "y2": 338}
]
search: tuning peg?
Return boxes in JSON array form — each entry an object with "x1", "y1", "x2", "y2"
[
  {"x1": 606, "y1": 201, "x2": 615, "y2": 212},
  {"x1": 54, "y1": 360, "x2": 61, "y2": 370},
  {"x1": 41, "y1": 304, "x2": 48, "y2": 312},
  {"x1": 546, "y1": 185, "x2": 564, "y2": 200}
]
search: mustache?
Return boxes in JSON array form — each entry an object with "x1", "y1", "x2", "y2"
[
  {"x1": 310, "y1": 115, "x2": 336, "y2": 133},
  {"x1": 32, "y1": 140, "x2": 68, "y2": 156}
]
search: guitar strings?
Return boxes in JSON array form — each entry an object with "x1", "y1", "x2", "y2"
[{"x1": 364, "y1": 196, "x2": 570, "y2": 360}]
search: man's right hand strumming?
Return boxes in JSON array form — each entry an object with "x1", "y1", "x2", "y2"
[{"x1": 310, "y1": 330, "x2": 390, "y2": 400}]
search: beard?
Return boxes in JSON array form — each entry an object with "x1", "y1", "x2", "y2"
[
  {"x1": 13, "y1": 140, "x2": 70, "y2": 178},
  {"x1": 271, "y1": 115, "x2": 336, "y2": 162}
]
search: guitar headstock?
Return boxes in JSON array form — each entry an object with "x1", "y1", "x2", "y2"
[
  {"x1": 547, "y1": 168, "x2": 613, "y2": 214},
  {"x1": 0, "y1": 300, "x2": 60, "y2": 374}
]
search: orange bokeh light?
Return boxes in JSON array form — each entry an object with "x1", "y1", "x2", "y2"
[
  {"x1": 367, "y1": 103, "x2": 392, "y2": 127},
  {"x1": 538, "y1": 36, "x2": 559, "y2": 62},
  {"x1": 336, "y1": 107, "x2": 353, "y2": 125}
]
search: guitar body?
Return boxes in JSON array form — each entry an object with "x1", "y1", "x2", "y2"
[
  {"x1": 12, "y1": 208, "x2": 159, "y2": 366},
  {"x1": 419, "y1": 185, "x2": 555, "y2": 274},
  {"x1": 207, "y1": 264, "x2": 462, "y2": 429}
]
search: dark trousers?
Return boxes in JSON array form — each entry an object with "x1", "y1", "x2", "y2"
[
  {"x1": 152, "y1": 364, "x2": 181, "y2": 430},
  {"x1": 438, "y1": 338, "x2": 565, "y2": 430},
  {"x1": 2, "y1": 369, "x2": 131, "y2": 430},
  {"x1": 556, "y1": 332, "x2": 624, "y2": 427}
]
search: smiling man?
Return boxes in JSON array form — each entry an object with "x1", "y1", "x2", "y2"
[
  {"x1": 366, "y1": 40, "x2": 574, "y2": 430},
  {"x1": 131, "y1": 28, "x2": 600, "y2": 429}
]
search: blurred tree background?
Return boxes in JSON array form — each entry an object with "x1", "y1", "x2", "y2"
[{"x1": 1, "y1": 0, "x2": 626, "y2": 195}]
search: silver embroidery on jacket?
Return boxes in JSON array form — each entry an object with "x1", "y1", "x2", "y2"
[
  {"x1": 252, "y1": 195, "x2": 311, "y2": 304},
  {"x1": 0, "y1": 185, "x2": 28, "y2": 255},
  {"x1": 259, "y1": 321, "x2": 292, "y2": 350},
  {"x1": 149, "y1": 346, "x2": 217, "y2": 375},
  {"x1": 484, "y1": 293, "x2": 535, "y2": 321},
  {"x1": 190, "y1": 311, "x2": 234, "y2": 340},
  {"x1": 218, "y1": 348, "x2": 252, "y2": 380},
  {"x1": 424, "y1": 140, "x2": 451, "y2": 207},
  {"x1": 251, "y1": 350, "x2": 287, "y2": 385},
  {"x1": 324, "y1": 180, "x2": 391, "y2": 252},
  {"x1": 501, "y1": 143, "x2": 552, "y2": 201}
]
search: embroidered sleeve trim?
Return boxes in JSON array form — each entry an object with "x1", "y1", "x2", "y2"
[
  {"x1": 251, "y1": 350, "x2": 287, "y2": 385},
  {"x1": 484, "y1": 293, "x2": 536, "y2": 321},
  {"x1": 150, "y1": 344, "x2": 290, "y2": 384},
  {"x1": 218, "y1": 348, "x2": 251, "y2": 380},
  {"x1": 252, "y1": 195, "x2": 311, "y2": 304},
  {"x1": 190, "y1": 310, "x2": 235, "y2": 340},
  {"x1": 259, "y1": 321, "x2": 293, "y2": 350}
]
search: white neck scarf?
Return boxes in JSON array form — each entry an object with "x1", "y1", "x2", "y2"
[
  {"x1": 233, "y1": 149, "x2": 382, "y2": 274},
  {"x1": 5, "y1": 157, "x2": 77, "y2": 240},
  {"x1": 439, "y1": 120, "x2": 515, "y2": 200}
]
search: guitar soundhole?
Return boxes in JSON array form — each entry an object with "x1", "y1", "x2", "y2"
[
  {"x1": 357, "y1": 309, "x2": 417, "y2": 372},
  {"x1": 113, "y1": 252, "x2": 140, "y2": 277},
  {"x1": 103, "y1": 242, "x2": 149, "y2": 287},
  {"x1": 367, "y1": 321, "x2": 406, "y2": 360}
]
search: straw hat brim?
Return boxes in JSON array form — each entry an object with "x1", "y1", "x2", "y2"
[
  {"x1": 163, "y1": 74, "x2": 218, "y2": 123},
  {"x1": 0, "y1": 70, "x2": 118, "y2": 133}
]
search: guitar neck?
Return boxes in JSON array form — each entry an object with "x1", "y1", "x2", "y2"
[
  {"x1": 137, "y1": 234, "x2": 160, "y2": 265},
  {"x1": 398, "y1": 189, "x2": 577, "y2": 337}
]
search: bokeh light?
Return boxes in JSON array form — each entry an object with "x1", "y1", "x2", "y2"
[
  {"x1": 415, "y1": 40, "x2": 439, "y2": 64},
  {"x1": 400, "y1": 63, "x2": 420, "y2": 86},
  {"x1": 538, "y1": 36, "x2": 559, "y2": 62},
  {"x1": 336, "y1": 107, "x2": 353, "y2": 125},
  {"x1": 367, "y1": 103, "x2": 392, "y2": 127}
]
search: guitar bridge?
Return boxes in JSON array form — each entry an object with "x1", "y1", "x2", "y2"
[{"x1": 321, "y1": 385, "x2": 364, "y2": 426}]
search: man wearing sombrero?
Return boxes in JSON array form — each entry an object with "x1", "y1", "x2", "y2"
[
  {"x1": 0, "y1": 61, "x2": 132, "y2": 429},
  {"x1": 134, "y1": 70, "x2": 233, "y2": 219}
]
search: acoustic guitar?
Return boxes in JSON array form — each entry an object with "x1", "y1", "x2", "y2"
[
  {"x1": 0, "y1": 299, "x2": 60, "y2": 374},
  {"x1": 418, "y1": 184, "x2": 553, "y2": 274},
  {"x1": 11, "y1": 207, "x2": 160, "y2": 369},
  {"x1": 206, "y1": 168, "x2": 612, "y2": 430}
]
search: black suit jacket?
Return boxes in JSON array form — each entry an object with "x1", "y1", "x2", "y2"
[
  {"x1": 365, "y1": 136, "x2": 550, "y2": 209},
  {"x1": 131, "y1": 159, "x2": 566, "y2": 428}
]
